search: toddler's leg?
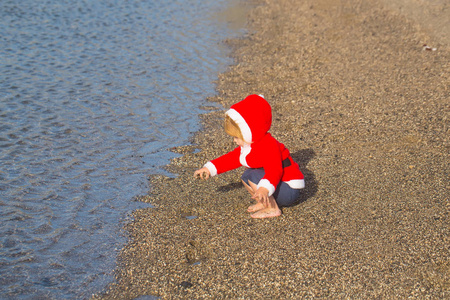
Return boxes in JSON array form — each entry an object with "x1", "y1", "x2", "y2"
[
  {"x1": 241, "y1": 168, "x2": 282, "y2": 218},
  {"x1": 242, "y1": 179, "x2": 255, "y2": 196},
  {"x1": 242, "y1": 180, "x2": 265, "y2": 212},
  {"x1": 244, "y1": 180, "x2": 281, "y2": 218},
  {"x1": 250, "y1": 196, "x2": 282, "y2": 219},
  {"x1": 242, "y1": 169, "x2": 265, "y2": 212}
]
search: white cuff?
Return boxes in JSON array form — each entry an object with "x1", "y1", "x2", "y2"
[
  {"x1": 285, "y1": 179, "x2": 305, "y2": 189},
  {"x1": 257, "y1": 179, "x2": 276, "y2": 197},
  {"x1": 204, "y1": 161, "x2": 217, "y2": 177}
]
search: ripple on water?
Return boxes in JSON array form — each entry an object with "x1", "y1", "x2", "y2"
[{"x1": 0, "y1": 0, "x2": 247, "y2": 298}]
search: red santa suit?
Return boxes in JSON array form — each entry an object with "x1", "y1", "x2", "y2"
[{"x1": 204, "y1": 94, "x2": 304, "y2": 196}]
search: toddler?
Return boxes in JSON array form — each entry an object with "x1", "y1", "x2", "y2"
[{"x1": 194, "y1": 94, "x2": 304, "y2": 218}]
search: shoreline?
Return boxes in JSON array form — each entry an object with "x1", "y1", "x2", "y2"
[{"x1": 98, "y1": 0, "x2": 449, "y2": 298}]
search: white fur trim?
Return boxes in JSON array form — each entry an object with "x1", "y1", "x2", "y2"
[
  {"x1": 257, "y1": 179, "x2": 276, "y2": 197},
  {"x1": 204, "y1": 161, "x2": 217, "y2": 177},
  {"x1": 285, "y1": 179, "x2": 305, "y2": 189},
  {"x1": 226, "y1": 108, "x2": 252, "y2": 143},
  {"x1": 239, "y1": 145, "x2": 251, "y2": 167}
]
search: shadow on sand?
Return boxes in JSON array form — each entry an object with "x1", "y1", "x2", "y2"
[{"x1": 290, "y1": 148, "x2": 317, "y2": 205}]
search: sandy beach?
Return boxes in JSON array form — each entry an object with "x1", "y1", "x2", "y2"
[{"x1": 96, "y1": 0, "x2": 449, "y2": 298}]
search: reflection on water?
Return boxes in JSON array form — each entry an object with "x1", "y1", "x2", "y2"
[{"x1": 0, "y1": 0, "x2": 246, "y2": 298}]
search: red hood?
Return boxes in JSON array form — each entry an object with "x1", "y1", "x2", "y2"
[{"x1": 225, "y1": 94, "x2": 272, "y2": 143}]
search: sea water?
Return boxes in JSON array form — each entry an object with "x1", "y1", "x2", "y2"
[{"x1": 0, "y1": 0, "x2": 247, "y2": 298}]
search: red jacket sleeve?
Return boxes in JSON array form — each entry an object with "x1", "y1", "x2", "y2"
[{"x1": 208, "y1": 147, "x2": 242, "y2": 176}]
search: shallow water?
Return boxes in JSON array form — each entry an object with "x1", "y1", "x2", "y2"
[{"x1": 0, "y1": 0, "x2": 246, "y2": 298}]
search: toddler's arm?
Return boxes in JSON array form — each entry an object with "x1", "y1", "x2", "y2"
[{"x1": 194, "y1": 167, "x2": 211, "y2": 180}]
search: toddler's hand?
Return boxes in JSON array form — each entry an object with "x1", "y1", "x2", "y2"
[
  {"x1": 194, "y1": 167, "x2": 210, "y2": 180},
  {"x1": 252, "y1": 187, "x2": 270, "y2": 207}
]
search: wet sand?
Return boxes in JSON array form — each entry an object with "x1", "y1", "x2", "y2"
[{"x1": 96, "y1": 0, "x2": 449, "y2": 298}]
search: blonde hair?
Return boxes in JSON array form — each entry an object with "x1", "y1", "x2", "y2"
[{"x1": 224, "y1": 115, "x2": 244, "y2": 140}]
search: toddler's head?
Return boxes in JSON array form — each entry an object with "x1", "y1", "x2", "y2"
[
  {"x1": 224, "y1": 114, "x2": 244, "y2": 140},
  {"x1": 224, "y1": 94, "x2": 271, "y2": 144}
]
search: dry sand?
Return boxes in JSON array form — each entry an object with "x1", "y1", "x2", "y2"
[{"x1": 96, "y1": 0, "x2": 449, "y2": 298}]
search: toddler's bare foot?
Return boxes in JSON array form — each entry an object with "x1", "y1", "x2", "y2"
[
  {"x1": 247, "y1": 202, "x2": 265, "y2": 212},
  {"x1": 250, "y1": 208, "x2": 282, "y2": 219}
]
